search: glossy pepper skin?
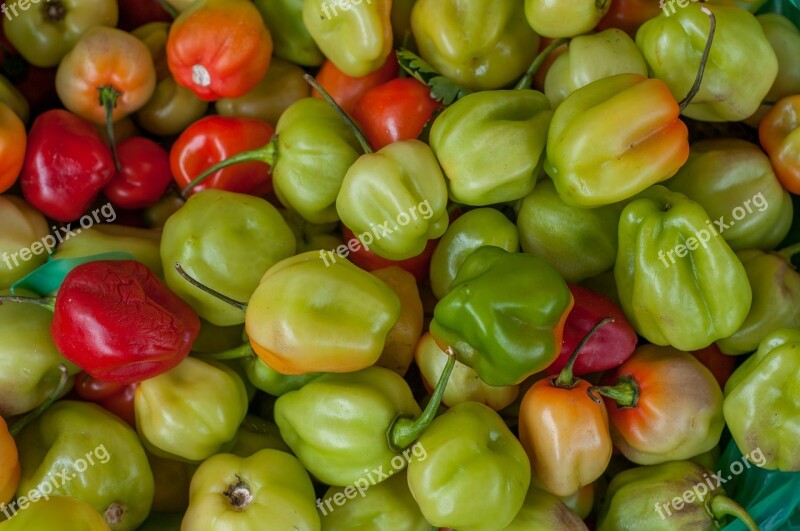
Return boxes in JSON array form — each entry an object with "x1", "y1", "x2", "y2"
[
  {"x1": 311, "y1": 55, "x2": 399, "y2": 115},
  {"x1": 0, "y1": 196, "x2": 49, "y2": 289},
  {"x1": 245, "y1": 251, "x2": 400, "y2": 375},
  {"x1": 20, "y1": 109, "x2": 115, "y2": 222},
  {"x1": 407, "y1": 401, "x2": 531, "y2": 531},
  {"x1": 545, "y1": 73, "x2": 689, "y2": 207},
  {"x1": 615, "y1": 185, "x2": 751, "y2": 351},
  {"x1": 0, "y1": 101, "x2": 25, "y2": 194},
  {"x1": 52, "y1": 260, "x2": 201, "y2": 384},
  {"x1": 636, "y1": 4, "x2": 777, "y2": 122},
  {"x1": 0, "y1": 417, "x2": 18, "y2": 506},
  {"x1": 411, "y1": 0, "x2": 540, "y2": 91},
  {"x1": 724, "y1": 328, "x2": 800, "y2": 471},
  {"x1": 431, "y1": 246, "x2": 573, "y2": 386},
  {"x1": 526, "y1": 0, "x2": 610, "y2": 38},
  {"x1": 136, "y1": 79, "x2": 209, "y2": 137},
  {"x1": 254, "y1": 0, "x2": 323, "y2": 67},
  {"x1": 75, "y1": 373, "x2": 137, "y2": 428},
  {"x1": 15, "y1": 401, "x2": 154, "y2": 531},
  {"x1": 759, "y1": 95, "x2": 800, "y2": 195},
  {"x1": 182, "y1": 449, "x2": 320, "y2": 530},
  {"x1": 503, "y1": 487, "x2": 589, "y2": 531},
  {"x1": 303, "y1": 0, "x2": 392, "y2": 78},
  {"x1": 0, "y1": 496, "x2": 110, "y2": 530},
  {"x1": 103, "y1": 138, "x2": 172, "y2": 211}
]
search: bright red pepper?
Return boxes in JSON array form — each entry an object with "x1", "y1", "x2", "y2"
[
  {"x1": 104, "y1": 137, "x2": 173, "y2": 210},
  {"x1": 341, "y1": 225, "x2": 437, "y2": 282},
  {"x1": 170, "y1": 115, "x2": 275, "y2": 197},
  {"x1": 312, "y1": 54, "x2": 399, "y2": 115},
  {"x1": 74, "y1": 372, "x2": 138, "y2": 427},
  {"x1": 20, "y1": 109, "x2": 115, "y2": 222}
]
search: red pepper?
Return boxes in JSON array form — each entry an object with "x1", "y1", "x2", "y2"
[
  {"x1": 116, "y1": 0, "x2": 172, "y2": 32},
  {"x1": 74, "y1": 373, "x2": 138, "y2": 427},
  {"x1": 104, "y1": 137, "x2": 173, "y2": 210},
  {"x1": 312, "y1": 54, "x2": 399, "y2": 115},
  {"x1": 545, "y1": 284, "x2": 638, "y2": 376},
  {"x1": 691, "y1": 343, "x2": 736, "y2": 390},
  {"x1": 341, "y1": 225, "x2": 437, "y2": 282},
  {"x1": 594, "y1": 0, "x2": 662, "y2": 36},
  {"x1": 170, "y1": 115, "x2": 275, "y2": 197},
  {"x1": 20, "y1": 109, "x2": 115, "y2": 222}
]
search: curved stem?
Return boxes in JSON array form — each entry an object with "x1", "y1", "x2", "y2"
[
  {"x1": 303, "y1": 73, "x2": 373, "y2": 154},
  {"x1": 98, "y1": 85, "x2": 122, "y2": 172},
  {"x1": 0, "y1": 296, "x2": 56, "y2": 312},
  {"x1": 777, "y1": 242, "x2": 800, "y2": 266},
  {"x1": 708, "y1": 494, "x2": 759, "y2": 531},
  {"x1": 9, "y1": 364, "x2": 69, "y2": 436},
  {"x1": 588, "y1": 375, "x2": 639, "y2": 408},
  {"x1": 554, "y1": 317, "x2": 615, "y2": 388},
  {"x1": 389, "y1": 348, "x2": 456, "y2": 451},
  {"x1": 514, "y1": 37, "x2": 569, "y2": 91},
  {"x1": 157, "y1": 0, "x2": 179, "y2": 18},
  {"x1": 678, "y1": 6, "x2": 716, "y2": 112},
  {"x1": 181, "y1": 141, "x2": 276, "y2": 199},
  {"x1": 173, "y1": 263, "x2": 248, "y2": 311},
  {"x1": 193, "y1": 343, "x2": 253, "y2": 361}
]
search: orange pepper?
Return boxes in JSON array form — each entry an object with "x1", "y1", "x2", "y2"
[
  {"x1": 312, "y1": 54, "x2": 399, "y2": 115},
  {"x1": 370, "y1": 267, "x2": 424, "y2": 376},
  {"x1": 0, "y1": 416, "x2": 20, "y2": 507},
  {"x1": 0, "y1": 101, "x2": 26, "y2": 194},
  {"x1": 759, "y1": 95, "x2": 800, "y2": 195}
]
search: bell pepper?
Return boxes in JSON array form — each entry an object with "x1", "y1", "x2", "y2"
[
  {"x1": 15, "y1": 400, "x2": 154, "y2": 531},
  {"x1": 411, "y1": 0, "x2": 540, "y2": 91},
  {"x1": 74, "y1": 373, "x2": 136, "y2": 427},
  {"x1": 311, "y1": 55, "x2": 398, "y2": 115},
  {"x1": 302, "y1": 0, "x2": 392, "y2": 78},
  {"x1": 166, "y1": 0, "x2": 272, "y2": 101},
  {"x1": 135, "y1": 356, "x2": 249, "y2": 462},
  {"x1": 0, "y1": 496, "x2": 110, "y2": 530},
  {"x1": 525, "y1": 0, "x2": 610, "y2": 38},
  {"x1": 3, "y1": 0, "x2": 118, "y2": 67},
  {"x1": 0, "y1": 196, "x2": 50, "y2": 289},
  {"x1": 615, "y1": 185, "x2": 752, "y2": 351},
  {"x1": 429, "y1": 207, "x2": 518, "y2": 299},
  {"x1": 20, "y1": 109, "x2": 115, "y2": 222},
  {"x1": 591, "y1": 344, "x2": 725, "y2": 465},
  {"x1": 102, "y1": 137, "x2": 172, "y2": 211},
  {"x1": 161, "y1": 189, "x2": 296, "y2": 326},
  {"x1": 0, "y1": 417, "x2": 18, "y2": 507},
  {"x1": 0, "y1": 102, "x2": 24, "y2": 194},
  {"x1": 0, "y1": 76, "x2": 30, "y2": 123},
  {"x1": 370, "y1": 267, "x2": 423, "y2": 376},
  {"x1": 597, "y1": 460, "x2": 759, "y2": 531},
  {"x1": 431, "y1": 246, "x2": 573, "y2": 386},
  {"x1": 215, "y1": 57, "x2": 310, "y2": 127},
  {"x1": 254, "y1": 0, "x2": 323, "y2": 67},
  {"x1": 407, "y1": 401, "x2": 531, "y2": 530},
  {"x1": 503, "y1": 486, "x2": 589, "y2": 530},
  {"x1": 759, "y1": 95, "x2": 800, "y2": 195},
  {"x1": 636, "y1": 4, "x2": 777, "y2": 122},
  {"x1": 182, "y1": 449, "x2": 320, "y2": 530},
  {"x1": 724, "y1": 328, "x2": 800, "y2": 471},
  {"x1": 229, "y1": 415, "x2": 291, "y2": 457},
  {"x1": 245, "y1": 251, "x2": 400, "y2": 375},
  {"x1": 136, "y1": 76, "x2": 209, "y2": 137}
]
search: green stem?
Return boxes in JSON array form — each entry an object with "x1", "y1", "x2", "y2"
[
  {"x1": 389, "y1": 349, "x2": 456, "y2": 451},
  {"x1": 0, "y1": 296, "x2": 56, "y2": 312},
  {"x1": 181, "y1": 140, "x2": 277, "y2": 199},
  {"x1": 678, "y1": 6, "x2": 716, "y2": 112},
  {"x1": 514, "y1": 37, "x2": 569, "y2": 90},
  {"x1": 173, "y1": 263, "x2": 248, "y2": 311},
  {"x1": 777, "y1": 242, "x2": 800, "y2": 265},
  {"x1": 193, "y1": 343, "x2": 253, "y2": 361},
  {"x1": 709, "y1": 494, "x2": 759, "y2": 531},
  {"x1": 303, "y1": 73, "x2": 373, "y2": 154},
  {"x1": 588, "y1": 375, "x2": 639, "y2": 407},
  {"x1": 157, "y1": 0, "x2": 179, "y2": 18},
  {"x1": 9, "y1": 364, "x2": 69, "y2": 437},
  {"x1": 554, "y1": 317, "x2": 615, "y2": 388},
  {"x1": 98, "y1": 85, "x2": 122, "y2": 172}
]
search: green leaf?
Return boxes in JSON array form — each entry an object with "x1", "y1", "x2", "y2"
[{"x1": 396, "y1": 49, "x2": 473, "y2": 106}]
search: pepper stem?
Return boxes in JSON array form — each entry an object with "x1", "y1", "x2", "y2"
[
  {"x1": 98, "y1": 85, "x2": 122, "y2": 172},
  {"x1": 708, "y1": 494, "x2": 759, "y2": 531},
  {"x1": 388, "y1": 348, "x2": 456, "y2": 451},
  {"x1": 0, "y1": 296, "x2": 56, "y2": 312},
  {"x1": 223, "y1": 476, "x2": 254, "y2": 511},
  {"x1": 193, "y1": 343, "x2": 254, "y2": 361},
  {"x1": 180, "y1": 140, "x2": 277, "y2": 199},
  {"x1": 157, "y1": 0, "x2": 179, "y2": 18},
  {"x1": 173, "y1": 263, "x2": 248, "y2": 311},
  {"x1": 514, "y1": 37, "x2": 569, "y2": 91},
  {"x1": 777, "y1": 242, "x2": 800, "y2": 266},
  {"x1": 678, "y1": 6, "x2": 716, "y2": 112},
  {"x1": 9, "y1": 364, "x2": 69, "y2": 436},
  {"x1": 554, "y1": 317, "x2": 615, "y2": 388},
  {"x1": 588, "y1": 375, "x2": 639, "y2": 407},
  {"x1": 303, "y1": 73, "x2": 373, "y2": 154}
]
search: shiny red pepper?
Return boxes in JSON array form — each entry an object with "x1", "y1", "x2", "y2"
[
  {"x1": 104, "y1": 137, "x2": 173, "y2": 210},
  {"x1": 20, "y1": 109, "x2": 115, "y2": 222},
  {"x1": 312, "y1": 54, "x2": 399, "y2": 115},
  {"x1": 74, "y1": 372, "x2": 138, "y2": 427}
]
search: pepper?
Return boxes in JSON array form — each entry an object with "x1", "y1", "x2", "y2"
[
  {"x1": 135, "y1": 76, "x2": 209, "y2": 137},
  {"x1": 254, "y1": 0, "x2": 324, "y2": 67},
  {"x1": 525, "y1": 0, "x2": 610, "y2": 38},
  {"x1": 240, "y1": 347, "x2": 320, "y2": 397},
  {"x1": 229, "y1": 415, "x2": 291, "y2": 456},
  {"x1": 430, "y1": 246, "x2": 573, "y2": 386},
  {"x1": 371, "y1": 267, "x2": 423, "y2": 376},
  {"x1": 0, "y1": 416, "x2": 18, "y2": 507},
  {"x1": 311, "y1": 54, "x2": 398, "y2": 115},
  {"x1": 411, "y1": 0, "x2": 540, "y2": 91},
  {"x1": 614, "y1": 185, "x2": 751, "y2": 351},
  {"x1": 503, "y1": 487, "x2": 589, "y2": 530},
  {"x1": 0, "y1": 496, "x2": 110, "y2": 530},
  {"x1": 3, "y1": 0, "x2": 118, "y2": 67},
  {"x1": 182, "y1": 449, "x2": 320, "y2": 530},
  {"x1": 723, "y1": 328, "x2": 800, "y2": 471},
  {"x1": 74, "y1": 373, "x2": 137, "y2": 428},
  {"x1": 691, "y1": 343, "x2": 736, "y2": 390},
  {"x1": 595, "y1": 0, "x2": 662, "y2": 35},
  {"x1": 135, "y1": 357, "x2": 249, "y2": 462},
  {"x1": 407, "y1": 401, "x2": 531, "y2": 530},
  {"x1": 0, "y1": 102, "x2": 24, "y2": 194},
  {"x1": 759, "y1": 95, "x2": 800, "y2": 195},
  {"x1": 342, "y1": 226, "x2": 437, "y2": 283},
  {"x1": 145, "y1": 452, "x2": 193, "y2": 514},
  {"x1": 0, "y1": 75, "x2": 30, "y2": 123},
  {"x1": 758, "y1": 14, "x2": 800, "y2": 104},
  {"x1": 15, "y1": 400, "x2": 154, "y2": 531},
  {"x1": 0, "y1": 196, "x2": 49, "y2": 289},
  {"x1": 103, "y1": 137, "x2": 173, "y2": 210}
]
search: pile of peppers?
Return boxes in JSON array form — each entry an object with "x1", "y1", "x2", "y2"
[{"x1": 1, "y1": 0, "x2": 800, "y2": 529}]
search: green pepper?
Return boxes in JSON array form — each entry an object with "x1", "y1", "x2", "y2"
[
  {"x1": 430, "y1": 246, "x2": 573, "y2": 386},
  {"x1": 407, "y1": 401, "x2": 531, "y2": 531},
  {"x1": 0, "y1": 196, "x2": 50, "y2": 289},
  {"x1": 279, "y1": 209, "x2": 341, "y2": 254},
  {"x1": 411, "y1": 0, "x2": 540, "y2": 91},
  {"x1": 664, "y1": 139, "x2": 793, "y2": 251},
  {"x1": 525, "y1": 0, "x2": 610, "y2": 39},
  {"x1": 390, "y1": 0, "x2": 416, "y2": 48},
  {"x1": 429, "y1": 89, "x2": 551, "y2": 206},
  {"x1": 0, "y1": 76, "x2": 29, "y2": 123},
  {"x1": 0, "y1": 496, "x2": 110, "y2": 530},
  {"x1": 15, "y1": 401, "x2": 154, "y2": 531},
  {"x1": 191, "y1": 320, "x2": 245, "y2": 354},
  {"x1": 161, "y1": 190, "x2": 296, "y2": 326},
  {"x1": 429, "y1": 207, "x2": 519, "y2": 299},
  {"x1": 243, "y1": 349, "x2": 320, "y2": 396},
  {"x1": 135, "y1": 76, "x2": 209, "y2": 137},
  {"x1": 135, "y1": 357, "x2": 249, "y2": 462},
  {"x1": 636, "y1": 4, "x2": 778, "y2": 122},
  {"x1": 182, "y1": 449, "x2": 320, "y2": 530},
  {"x1": 516, "y1": 178, "x2": 624, "y2": 283},
  {"x1": 254, "y1": 0, "x2": 324, "y2": 66},
  {"x1": 229, "y1": 415, "x2": 291, "y2": 457},
  {"x1": 503, "y1": 487, "x2": 588, "y2": 530},
  {"x1": 614, "y1": 185, "x2": 751, "y2": 351},
  {"x1": 724, "y1": 328, "x2": 800, "y2": 471},
  {"x1": 3, "y1": 0, "x2": 118, "y2": 67}
]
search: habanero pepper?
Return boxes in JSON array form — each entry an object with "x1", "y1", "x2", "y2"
[
  {"x1": 0, "y1": 416, "x2": 18, "y2": 507},
  {"x1": 342, "y1": 225, "x2": 438, "y2": 283},
  {"x1": 74, "y1": 373, "x2": 137, "y2": 427},
  {"x1": 759, "y1": 94, "x2": 800, "y2": 195},
  {"x1": 311, "y1": 54, "x2": 398, "y2": 116},
  {"x1": 253, "y1": 0, "x2": 324, "y2": 67},
  {"x1": 0, "y1": 100, "x2": 25, "y2": 194},
  {"x1": 0, "y1": 496, "x2": 111, "y2": 531},
  {"x1": 595, "y1": 0, "x2": 663, "y2": 35},
  {"x1": 525, "y1": 0, "x2": 610, "y2": 38},
  {"x1": 103, "y1": 137, "x2": 173, "y2": 211}
]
